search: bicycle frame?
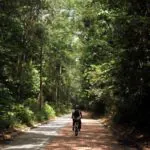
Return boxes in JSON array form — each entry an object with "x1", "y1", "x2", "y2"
[{"x1": 74, "y1": 121, "x2": 79, "y2": 136}]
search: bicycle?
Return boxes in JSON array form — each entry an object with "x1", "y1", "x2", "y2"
[{"x1": 73, "y1": 117, "x2": 80, "y2": 136}]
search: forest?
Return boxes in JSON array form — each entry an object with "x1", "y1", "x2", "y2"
[{"x1": 0, "y1": 0, "x2": 150, "y2": 132}]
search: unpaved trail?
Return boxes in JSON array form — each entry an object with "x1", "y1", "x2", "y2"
[
  {"x1": 1, "y1": 113, "x2": 138, "y2": 150},
  {"x1": 45, "y1": 114, "x2": 136, "y2": 150},
  {"x1": 1, "y1": 114, "x2": 70, "y2": 150}
]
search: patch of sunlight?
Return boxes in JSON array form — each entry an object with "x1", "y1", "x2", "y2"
[
  {"x1": 39, "y1": 125, "x2": 64, "y2": 128},
  {"x1": 5, "y1": 143, "x2": 45, "y2": 150},
  {"x1": 73, "y1": 147, "x2": 91, "y2": 150},
  {"x1": 73, "y1": 147, "x2": 104, "y2": 150},
  {"x1": 83, "y1": 119, "x2": 97, "y2": 123},
  {"x1": 27, "y1": 130, "x2": 58, "y2": 136}
]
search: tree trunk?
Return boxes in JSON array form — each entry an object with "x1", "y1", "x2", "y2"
[{"x1": 39, "y1": 46, "x2": 43, "y2": 110}]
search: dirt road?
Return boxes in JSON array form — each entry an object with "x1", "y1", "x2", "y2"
[
  {"x1": 1, "y1": 113, "x2": 137, "y2": 150},
  {"x1": 1, "y1": 115, "x2": 70, "y2": 150},
  {"x1": 45, "y1": 114, "x2": 136, "y2": 150}
]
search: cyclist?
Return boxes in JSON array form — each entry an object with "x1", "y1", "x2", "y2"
[{"x1": 72, "y1": 105, "x2": 82, "y2": 131}]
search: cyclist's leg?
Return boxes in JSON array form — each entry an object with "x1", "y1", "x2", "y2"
[{"x1": 79, "y1": 119, "x2": 81, "y2": 130}]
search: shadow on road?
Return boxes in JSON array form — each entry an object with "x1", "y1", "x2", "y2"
[{"x1": 46, "y1": 118, "x2": 136, "y2": 150}]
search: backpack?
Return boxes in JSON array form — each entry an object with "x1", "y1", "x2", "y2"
[{"x1": 73, "y1": 109, "x2": 80, "y2": 118}]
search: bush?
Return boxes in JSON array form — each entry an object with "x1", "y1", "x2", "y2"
[
  {"x1": 0, "y1": 99, "x2": 56, "y2": 128},
  {"x1": 0, "y1": 112, "x2": 15, "y2": 129},
  {"x1": 41, "y1": 103, "x2": 55, "y2": 120},
  {"x1": 0, "y1": 108, "x2": 24, "y2": 128},
  {"x1": 52, "y1": 103, "x2": 71, "y2": 116},
  {"x1": 25, "y1": 99, "x2": 56, "y2": 121},
  {"x1": 24, "y1": 98, "x2": 39, "y2": 112},
  {"x1": 35, "y1": 104, "x2": 55, "y2": 122},
  {"x1": 0, "y1": 102, "x2": 20, "y2": 128},
  {"x1": 13, "y1": 104, "x2": 35, "y2": 126},
  {"x1": 24, "y1": 98, "x2": 44, "y2": 122}
]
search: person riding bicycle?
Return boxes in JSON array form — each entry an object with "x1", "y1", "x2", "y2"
[{"x1": 72, "y1": 105, "x2": 82, "y2": 131}]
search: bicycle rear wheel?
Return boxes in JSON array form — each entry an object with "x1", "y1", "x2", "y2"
[
  {"x1": 75, "y1": 127, "x2": 78, "y2": 136},
  {"x1": 74, "y1": 123, "x2": 79, "y2": 136}
]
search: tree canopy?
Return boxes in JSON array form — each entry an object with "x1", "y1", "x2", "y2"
[{"x1": 0, "y1": 0, "x2": 150, "y2": 130}]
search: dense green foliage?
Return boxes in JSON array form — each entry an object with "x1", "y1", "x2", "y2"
[
  {"x1": 0, "y1": 0, "x2": 149, "y2": 131},
  {"x1": 0, "y1": 0, "x2": 76, "y2": 128},
  {"x1": 80, "y1": 0, "x2": 150, "y2": 129}
]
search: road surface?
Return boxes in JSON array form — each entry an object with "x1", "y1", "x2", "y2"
[
  {"x1": 2, "y1": 115, "x2": 70, "y2": 150},
  {"x1": 1, "y1": 113, "x2": 137, "y2": 150}
]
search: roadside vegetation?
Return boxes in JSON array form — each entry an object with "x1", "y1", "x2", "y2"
[{"x1": 0, "y1": 1, "x2": 149, "y2": 146}]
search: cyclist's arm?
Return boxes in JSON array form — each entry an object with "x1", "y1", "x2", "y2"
[{"x1": 80, "y1": 111, "x2": 82, "y2": 118}]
